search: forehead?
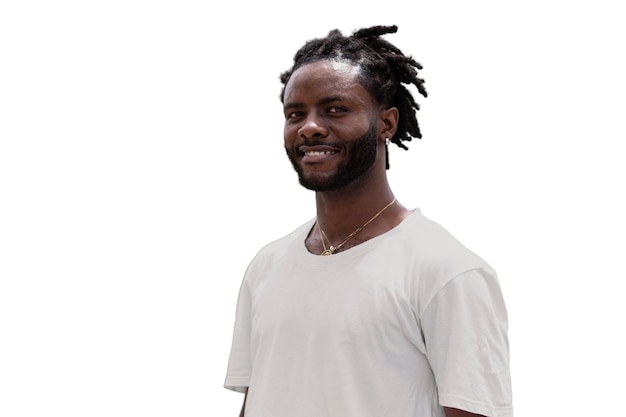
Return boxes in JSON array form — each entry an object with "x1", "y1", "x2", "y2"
[{"x1": 283, "y1": 60, "x2": 373, "y2": 105}]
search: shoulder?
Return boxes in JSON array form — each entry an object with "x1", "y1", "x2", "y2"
[
  {"x1": 389, "y1": 210, "x2": 495, "y2": 310},
  {"x1": 244, "y1": 218, "x2": 314, "y2": 273},
  {"x1": 398, "y1": 210, "x2": 489, "y2": 272}
]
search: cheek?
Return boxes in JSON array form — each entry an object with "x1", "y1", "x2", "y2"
[{"x1": 284, "y1": 124, "x2": 298, "y2": 144}]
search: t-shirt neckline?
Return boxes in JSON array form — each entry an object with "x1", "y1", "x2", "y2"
[{"x1": 296, "y1": 208, "x2": 421, "y2": 265}]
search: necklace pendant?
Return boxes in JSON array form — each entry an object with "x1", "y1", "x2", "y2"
[{"x1": 316, "y1": 197, "x2": 396, "y2": 257}]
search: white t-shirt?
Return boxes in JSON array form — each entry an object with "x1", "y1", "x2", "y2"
[{"x1": 225, "y1": 210, "x2": 513, "y2": 417}]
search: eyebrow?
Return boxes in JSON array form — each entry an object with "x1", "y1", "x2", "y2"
[{"x1": 283, "y1": 95, "x2": 350, "y2": 110}]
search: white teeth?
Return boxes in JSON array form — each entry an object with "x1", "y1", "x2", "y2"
[{"x1": 306, "y1": 151, "x2": 334, "y2": 156}]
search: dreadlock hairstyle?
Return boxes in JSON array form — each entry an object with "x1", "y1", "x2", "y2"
[{"x1": 279, "y1": 25, "x2": 427, "y2": 168}]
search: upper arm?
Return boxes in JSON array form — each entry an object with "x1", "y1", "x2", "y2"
[
  {"x1": 444, "y1": 407, "x2": 485, "y2": 417},
  {"x1": 239, "y1": 388, "x2": 248, "y2": 417},
  {"x1": 422, "y1": 268, "x2": 512, "y2": 416}
]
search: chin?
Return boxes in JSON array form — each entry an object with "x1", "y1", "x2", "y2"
[{"x1": 298, "y1": 172, "x2": 338, "y2": 191}]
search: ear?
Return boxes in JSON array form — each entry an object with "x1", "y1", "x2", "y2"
[{"x1": 378, "y1": 106, "x2": 399, "y2": 142}]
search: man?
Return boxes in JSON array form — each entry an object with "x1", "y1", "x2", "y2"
[{"x1": 224, "y1": 25, "x2": 513, "y2": 417}]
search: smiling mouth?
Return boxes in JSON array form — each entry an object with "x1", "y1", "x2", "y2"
[{"x1": 303, "y1": 150, "x2": 337, "y2": 156}]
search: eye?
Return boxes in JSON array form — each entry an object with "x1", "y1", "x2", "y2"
[
  {"x1": 327, "y1": 106, "x2": 346, "y2": 114},
  {"x1": 285, "y1": 111, "x2": 302, "y2": 120}
]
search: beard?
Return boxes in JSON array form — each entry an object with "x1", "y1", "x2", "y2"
[{"x1": 285, "y1": 124, "x2": 378, "y2": 192}]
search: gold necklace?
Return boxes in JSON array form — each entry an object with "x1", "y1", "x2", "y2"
[{"x1": 317, "y1": 197, "x2": 397, "y2": 256}]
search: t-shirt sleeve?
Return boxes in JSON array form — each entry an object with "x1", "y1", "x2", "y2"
[
  {"x1": 224, "y1": 277, "x2": 252, "y2": 393},
  {"x1": 420, "y1": 267, "x2": 513, "y2": 417}
]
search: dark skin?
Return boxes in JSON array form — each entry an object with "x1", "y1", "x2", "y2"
[
  {"x1": 240, "y1": 60, "x2": 486, "y2": 417},
  {"x1": 283, "y1": 60, "x2": 410, "y2": 251},
  {"x1": 239, "y1": 390, "x2": 246, "y2": 417}
]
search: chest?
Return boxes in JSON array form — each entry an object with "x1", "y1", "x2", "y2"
[{"x1": 249, "y1": 259, "x2": 424, "y2": 354}]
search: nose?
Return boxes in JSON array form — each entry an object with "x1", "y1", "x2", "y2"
[{"x1": 298, "y1": 113, "x2": 328, "y2": 140}]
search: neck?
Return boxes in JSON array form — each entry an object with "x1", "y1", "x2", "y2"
[
  {"x1": 313, "y1": 173, "x2": 404, "y2": 244},
  {"x1": 305, "y1": 151, "x2": 411, "y2": 255}
]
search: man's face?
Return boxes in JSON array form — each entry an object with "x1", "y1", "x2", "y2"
[{"x1": 282, "y1": 60, "x2": 381, "y2": 192}]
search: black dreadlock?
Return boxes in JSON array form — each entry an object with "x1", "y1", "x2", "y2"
[{"x1": 279, "y1": 25, "x2": 427, "y2": 155}]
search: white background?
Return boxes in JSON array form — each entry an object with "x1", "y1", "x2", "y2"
[{"x1": 1, "y1": 1, "x2": 624, "y2": 416}]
